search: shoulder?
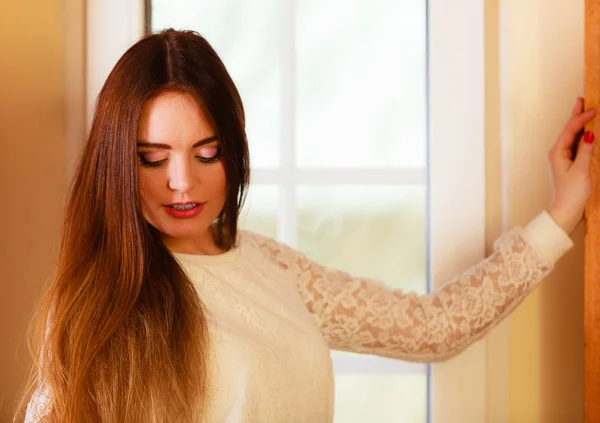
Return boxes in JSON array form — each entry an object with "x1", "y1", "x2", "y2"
[{"x1": 237, "y1": 229, "x2": 302, "y2": 272}]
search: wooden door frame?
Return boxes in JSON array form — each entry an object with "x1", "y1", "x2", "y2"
[{"x1": 585, "y1": 1, "x2": 600, "y2": 421}]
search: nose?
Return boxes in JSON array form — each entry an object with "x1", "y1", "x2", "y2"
[{"x1": 168, "y1": 156, "x2": 195, "y2": 194}]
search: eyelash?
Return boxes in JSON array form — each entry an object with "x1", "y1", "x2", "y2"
[{"x1": 137, "y1": 150, "x2": 221, "y2": 168}]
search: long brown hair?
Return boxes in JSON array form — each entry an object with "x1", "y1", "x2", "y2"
[{"x1": 15, "y1": 29, "x2": 250, "y2": 422}]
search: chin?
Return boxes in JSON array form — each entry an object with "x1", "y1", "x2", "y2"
[
  {"x1": 145, "y1": 213, "x2": 212, "y2": 240},
  {"x1": 161, "y1": 225, "x2": 210, "y2": 240}
]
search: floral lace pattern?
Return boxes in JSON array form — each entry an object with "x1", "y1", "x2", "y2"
[{"x1": 245, "y1": 228, "x2": 552, "y2": 362}]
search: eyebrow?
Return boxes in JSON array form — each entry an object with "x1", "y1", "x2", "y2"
[{"x1": 137, "y1": 135, "x2": 219, "y2": 149}]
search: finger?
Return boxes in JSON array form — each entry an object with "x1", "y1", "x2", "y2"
[
  {"x1": 563, "y1": 109, "x2": 596, "y2": 140},
  {"x1": 570, "y1": 97, "x2": 584, "y2": 118},
  {"x1": 572, "y1": 131, "x2": 596, "y2": 174},
  {"x1": 554, "y1": 109, "x2": 596, "y2": 151}
]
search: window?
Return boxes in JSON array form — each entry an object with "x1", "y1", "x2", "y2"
[
  {"x1": 151, "y1": 1, "x2": 428, "y2": 421},
  {"x1": 86, "y1": 0, "x2": 486, "y2": 421}
]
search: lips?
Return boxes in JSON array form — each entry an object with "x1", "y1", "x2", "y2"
[{"x1": 164, "y1": 202, "x2": 205, "y2": 218}]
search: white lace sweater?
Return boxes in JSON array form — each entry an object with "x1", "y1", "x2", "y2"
[{"x1": 24, "y1": 211, "x2": 574, "y2": 422}]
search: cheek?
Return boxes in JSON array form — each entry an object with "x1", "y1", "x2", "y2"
[
  {"x1": 138, "y1": 171, "x2": 163, "y2": 201},
  {"x1": 213, "y1": 165, "x2": 228, "y2": 199},
  {"x1": 203, "y1": 164, "x2": 228, "y2": 205},
  {"x1": 138, "y1": 171, "x2": 166, "y2": 221}
]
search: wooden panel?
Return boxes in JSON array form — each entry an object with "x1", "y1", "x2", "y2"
[{"x1": 585, "y1": 1, "x2": 600, "y2": 421}]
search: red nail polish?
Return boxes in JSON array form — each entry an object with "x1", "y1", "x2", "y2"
[{"x1": 584, "y1": 131, "x2": 595, "y2": 143}]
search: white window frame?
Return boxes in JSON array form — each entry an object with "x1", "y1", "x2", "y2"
[{"x1": 85, "y1": 1, "x2": 490, "y2": 421}]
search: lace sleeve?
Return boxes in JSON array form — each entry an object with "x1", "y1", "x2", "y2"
[
  {"x1": 252, "y1": 212, "x2": 573, "y2": 362},
  {"x1": 24, "y1": 382, "x2": 52, "y2": 423}
]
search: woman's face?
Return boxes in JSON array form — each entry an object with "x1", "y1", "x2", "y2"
[{"x1": 137, "y1": 91, "x2": 227, "y2": 252}]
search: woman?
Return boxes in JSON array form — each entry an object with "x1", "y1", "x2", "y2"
[{"x1": 17, "y1": 29, "x2": 596, "y2": 423}]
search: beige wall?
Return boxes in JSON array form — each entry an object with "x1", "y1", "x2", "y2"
[
  {"x1": 486, "y1": 0, "x2": 585, "y2": 421},
  {"x1": 0, "y1": 1, "x2": 84, "y2": 420}
]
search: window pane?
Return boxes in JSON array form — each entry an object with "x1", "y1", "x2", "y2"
[
  {"x1": 333, "y1": 374, "x2": 427, "y2": 423},
  {"x1": 151, "y1": 0, "x2": 281, "y2": 168},
  {"x1": 296, "y1": 0, "x2": 427, "y2": 168},
  {"x1": 298, "y1": 186, "x2": 426, "y2": 293},
  {"x1": 239, "y1": 185, "x2": 278, "y2": 239}
]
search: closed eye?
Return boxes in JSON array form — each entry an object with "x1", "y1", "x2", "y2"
[
  {"x1": 138, "y1": 153, "x2": 167, "y2": 168},
  {"x1": 195, "y1": 145, "x2": 221, "y2": 164}
]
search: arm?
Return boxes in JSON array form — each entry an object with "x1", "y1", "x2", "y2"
[
  {"x1": 255, "y1": 211, "x2": 572, "y2": 362},
  {"x1": 259, "y1": 97, "x2": 593, "y2": 362}
]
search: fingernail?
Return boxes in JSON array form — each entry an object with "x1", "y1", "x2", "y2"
[{"x1": 584, "y1": 131, "x2": 595, "y2": 143}]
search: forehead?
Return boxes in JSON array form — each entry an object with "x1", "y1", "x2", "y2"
[{"x1": 138, "y1": 91, "x2": 215, "y2": 146}]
